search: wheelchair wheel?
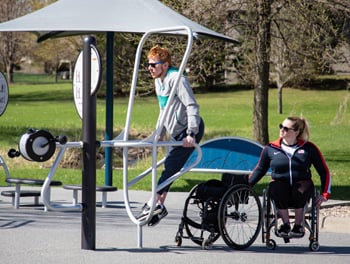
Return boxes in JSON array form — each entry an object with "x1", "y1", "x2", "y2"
[
  {"x1": 309, "y1": 241, "x2": 320, "y2": 251},
  {"x1": 218, "y1": 184, "x2": 262, "y2": 249},
  {"x1": 183, "y1": 184, "x2": 220, "y2": 246}
]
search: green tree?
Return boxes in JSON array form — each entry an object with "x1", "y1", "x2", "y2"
[
  {"x1": 253, "y1": 0, "x2": 272, "y2": 144},
  {"x1": 0, "y1": 0, "x2": 31, "y2": 83},
  {"x1": 161, "y1": 0, "x2": 239, "y2": 88},
  {"x1": 270, "y1": 0, "x2": 350, "y2": 114},
  {"x1": 32, "y1": 36, "x2": 81, "y2": 82},
  {"x1": 226, "y1": 0, "x2": 350, "y2": 141}
]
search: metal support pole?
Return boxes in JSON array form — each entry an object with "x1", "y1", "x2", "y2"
[
  {"x1": 104, "y1": 32, "x2": 114, "y2": 186},
  {"x1": 81, "y1": 36, "x2": 97, "y2": 250}
]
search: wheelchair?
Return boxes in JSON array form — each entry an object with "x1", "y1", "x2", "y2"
[
  {"x1": 175, "y1": 174, "x2": 262, "y2": 250},
  {"x1": 261, "y1": 186, "x2": 320, "y2": 251}
]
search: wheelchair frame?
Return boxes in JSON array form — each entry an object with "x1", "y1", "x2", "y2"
[
  {"x1": 175, "y1": 179, "x2": 262, "y2": 250},
  {"x1": 261, "y1": 187, "x2": 320, "y2": 251}
]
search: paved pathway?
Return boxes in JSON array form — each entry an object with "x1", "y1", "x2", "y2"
[{"x1": 0, "y1": 187, "x2": 349, "y2": 264}]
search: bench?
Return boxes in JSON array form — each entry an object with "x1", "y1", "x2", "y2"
[
  {"x1": 63, "y1": 184, "x2": 118, "y2": 208},
  {"x1": 1, "y1": 190, "x2": 41, "y2": 206},
  {"x1": 2, "y1": 178, "x2": 62, "y2": 209}
]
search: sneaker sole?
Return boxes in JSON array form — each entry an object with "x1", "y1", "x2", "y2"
[
  {"x1": 148, "y1": 211, "x2": 168, "y2": 227},
  {"x1": 136, "y1": 208, "x2": 163, "y2": 221}
]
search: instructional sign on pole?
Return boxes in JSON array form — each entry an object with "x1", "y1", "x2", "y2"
[
  {"x1": 0, "y1": 72, "x2": 9, "y2": 116},
  {"x1": 73, "y1": 45, "x2": 102, "y2": 119}
]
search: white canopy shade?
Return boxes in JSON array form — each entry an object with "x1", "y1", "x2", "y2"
[{"x1": 0, "y1": 0, "x2": 239, "y2": 43}]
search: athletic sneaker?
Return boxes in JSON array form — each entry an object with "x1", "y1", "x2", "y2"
[
  {"x1": 276, "y1": 223, "x2": 291, "y2": 237},
  {"x1": 136, "y1": 203, "x2": 164, "y2": 221},
  {"x1": 147, "y1": 205, "x2": 168, "y2": 227},
  {"x1": 290, "y1": 224, "x2": 305, "y2": 238}
]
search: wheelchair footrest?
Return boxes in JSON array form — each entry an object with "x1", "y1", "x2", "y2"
[{"x1": 283, "y1": 237, "x2": 290, "y2": 243}]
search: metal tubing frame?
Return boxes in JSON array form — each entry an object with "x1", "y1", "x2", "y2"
[
  {"x1": 104, "y1": 31, "x2": 114, "y2": 186},
  {"x1": 41, "y1": 142, "x2": 84, "y2": 211},
  {"x1": 40, "y1": 26, "x2": 202, "y2": 249},
  {"x1": 121, "y1": 26, "x2": 198, "y2": 247},
  {"x1": 0, "y1": 155, "x2": 11, "y2": 182},
  {"x1": 81, "y1": 36, "x2": 97, "y2": 250}
]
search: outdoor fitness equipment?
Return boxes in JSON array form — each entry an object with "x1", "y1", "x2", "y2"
[
  {"x1": 8, "y1": 128, "x2": 67, "y2": 162},
  {"x1": 10, "y1": 27, "x2": 201, "y2": 249}
]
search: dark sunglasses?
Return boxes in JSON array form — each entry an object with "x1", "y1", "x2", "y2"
[
  {"x1": 146, "y1": 61, "x2": 164, "y2": 68},
  {"x1": 279, "y1": 124, "x2": 296, "y2": 132}
]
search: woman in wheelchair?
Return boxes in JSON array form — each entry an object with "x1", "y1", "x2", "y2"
[{"x1": 248, "y1": 116, "x2": 331, "y2": 238}]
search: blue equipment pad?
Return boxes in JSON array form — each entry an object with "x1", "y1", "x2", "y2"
[{"x1": 184, "y1": 136, "x2": 267, "y2": 175}]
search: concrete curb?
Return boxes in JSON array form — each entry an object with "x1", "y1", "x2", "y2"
[
  {"x1": 320, "y1": 200, "x2": 350, "y2": 233},
  {"x1": 321, "y1": 216, "x2": 350, "y2": 233}
]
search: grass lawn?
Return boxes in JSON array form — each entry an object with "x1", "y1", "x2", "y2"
[{"x1": 0, "y1": 82, "x2": 349, "y2": 200}]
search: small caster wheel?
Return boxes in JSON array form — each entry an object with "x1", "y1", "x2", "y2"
[
  {"x1": 309, "y1": 241, "x2": 320, "y2": 251},
  {"x1": 202, "y1": 239, "x2": 212, "y2": 250},
  {"x1": 266, "y1": 239, "x2": 276, "y2": 250},
  {"x1": 175, "y1": 235, "x2": 182, "y2": 246}
]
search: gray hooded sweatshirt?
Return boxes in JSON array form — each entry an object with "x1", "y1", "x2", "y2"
[{"x1": 155, "y1": 66, "x2": 200, "y2": 139}]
